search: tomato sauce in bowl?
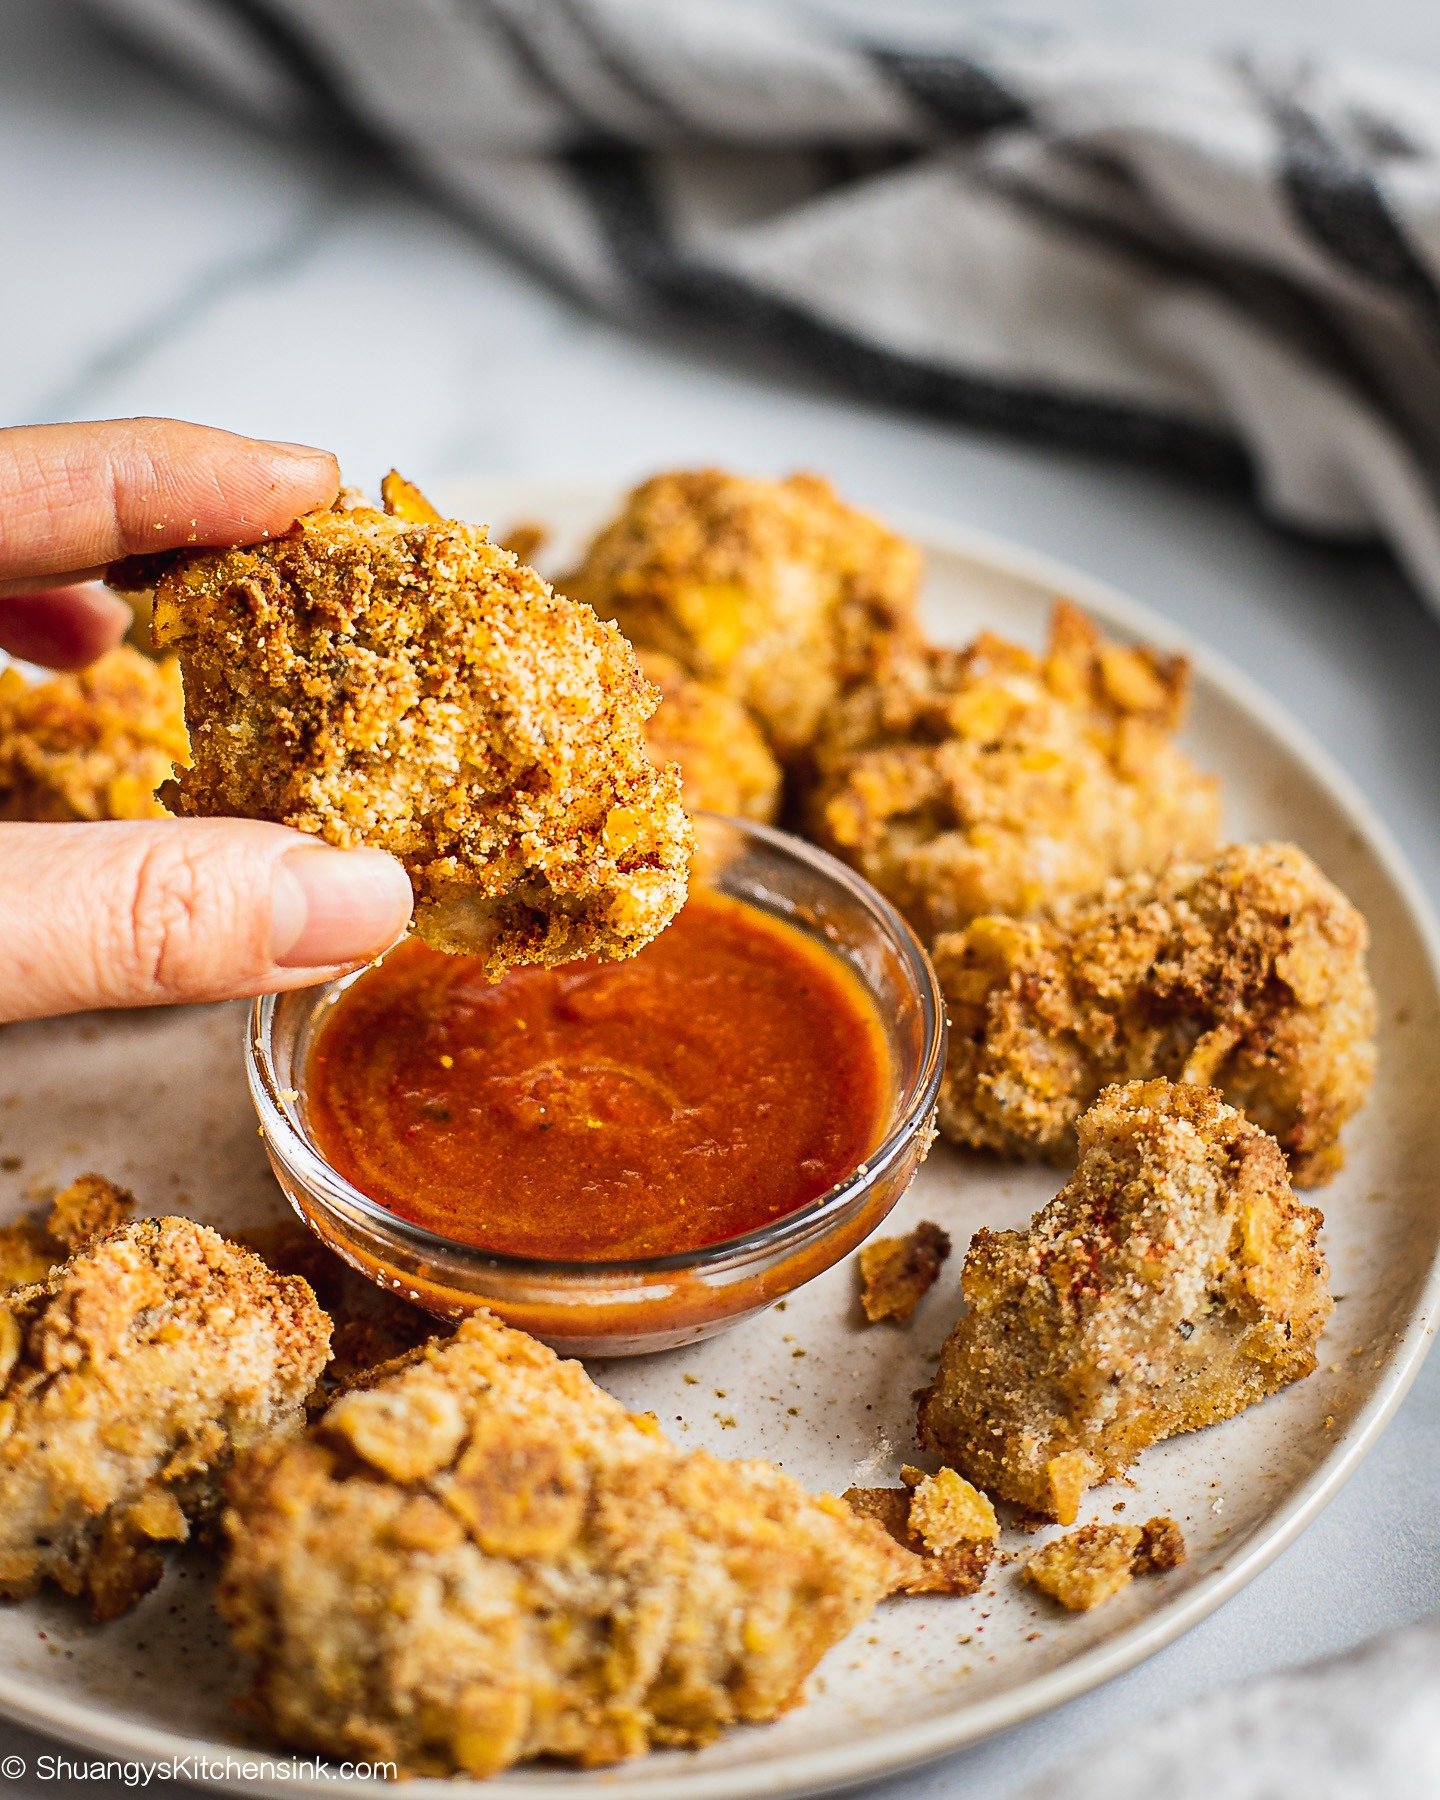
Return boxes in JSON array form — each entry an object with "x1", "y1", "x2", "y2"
[
  {"x1": 304, "y1": 890, "x2": 891, "y2": 1262},
  {"x1": 250, "y1": 813, "x2": 945, "y2": 1355}
]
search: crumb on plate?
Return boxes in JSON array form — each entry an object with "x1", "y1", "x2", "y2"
[{"x1": 858, "y1": 1221, "x2": 951, "y2": 1325}]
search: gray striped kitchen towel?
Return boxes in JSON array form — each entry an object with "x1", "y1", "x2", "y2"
[{"x1": 87, "y1": 0, "x2": 1440, "y2": 612}]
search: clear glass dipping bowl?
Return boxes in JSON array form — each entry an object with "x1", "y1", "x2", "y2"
[{"x1": 245, "y1": 814, "x2": 946, "y2": 1358}]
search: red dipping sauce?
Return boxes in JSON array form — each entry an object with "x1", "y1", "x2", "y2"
[{"x1": 304, "y1": 890, "x2": 891, "y2": 1262}]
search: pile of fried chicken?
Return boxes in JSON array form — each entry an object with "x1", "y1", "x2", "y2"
[{"x1": 0, "y1": 462, "x2": 1379, "y2": 1773}]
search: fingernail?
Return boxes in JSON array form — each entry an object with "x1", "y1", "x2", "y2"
[{"x1": 272, "y1": 846, "x2": 413, "y2": 969}]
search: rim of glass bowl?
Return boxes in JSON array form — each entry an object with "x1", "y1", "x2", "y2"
[{"x1": 245, "y1": 813, "x2": 946, "y2": 1282}]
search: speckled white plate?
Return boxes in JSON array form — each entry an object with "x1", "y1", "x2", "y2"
[{"x1": 0, "y1": 483, "x2": 1436, "y2": 1800}]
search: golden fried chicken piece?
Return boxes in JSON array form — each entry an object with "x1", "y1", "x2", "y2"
[
  {"x1": 805, "y1": 604, "x2": 1220, "y2": 940},
  {"x1": 563, "y1": 469, "x2": 921, "y2": 763},
  {"x1": 0, "y1": 646, "x2": 187, "y2": 821},
  {"x1": 858, "y1": 1220, "x2": 951, "y2": 1324},
  {"x1": 935, "y1": 842, "x2": 1376, "y2": 1186},
  {"x1": 637, "y1": 650, "x2": 782, "y2": 823},
  {"x1": 220, "y1": 1313, "x2": 910, "y2": 1777},
  {"x1": 0, "y1": 1217, "x2": 329, "y2": 1620},
  {"x1": 1024, "y1": 1516, "x2": 1185, "y2": 1613},
  {"x1": 0, "y1": 1173, "x2": 137, "y2": 1292},
  {"x1": 114, "y1": 482, "x2": 690, "y2": 977},
  {"x1": 918, "y1": 1080, "x2": 1331, "y2": 1522}
]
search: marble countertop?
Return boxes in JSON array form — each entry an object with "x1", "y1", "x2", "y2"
[{"x1": 3, "y1": 1, "x2": 1438, "y2": 1795}]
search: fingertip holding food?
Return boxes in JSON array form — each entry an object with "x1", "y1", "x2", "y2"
[{"x1": 271, "y1": 845, "x2": 414, "y2": 972}]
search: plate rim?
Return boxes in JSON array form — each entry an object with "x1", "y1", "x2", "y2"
[{"x1": 0, "y1": 491, "x2": 1436, "y2": 1800}]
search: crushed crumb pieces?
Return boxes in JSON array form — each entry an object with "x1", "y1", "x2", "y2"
[
  {"x1": 843, "y1": 1478, "x2": 997, "y2": 1598},
  {"x1": 901, "y1": 1466, "x2": 998, "y2": 1552},
  {"x1": 858, "y1": 1221, "x2": 951, "y2": 1324},
  {"x1": 1025, "y1": 1516, "x2": 1187, "y2": 1612}
]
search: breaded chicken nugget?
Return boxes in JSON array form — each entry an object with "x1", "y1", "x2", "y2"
[
  {"x1": 0, "y1": 1216, "x2": 329, "y2": 1619},
  {"x1": 935, "y1": 842, "x2": 1376, "y2": 1186},
  {"x1": 220, "y1": 1313, "x2": 910, "y2": 1777},
  {"x1": 563, "y1": 469, "x2": 921, "y2": 763},
  {"x1": 0, "y1": 646, "x2": 187, "y2": 821},
  {"x1": 637, "y1": 649, "x2": 781, "y2": 822},
  {"x1": 805, "y1": 604, "x2": 1220, "y2": 940},
  {"x1": 114, "y1": 482, "x2": 690, "y2": 977},
  {"x1": 918, "y1": 1080, "x2": 1331, "y2": 1522}
]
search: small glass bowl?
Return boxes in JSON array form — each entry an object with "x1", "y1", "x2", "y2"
[{"x1": 245, "y1": 813, "x2": 946, "y2": 1358}]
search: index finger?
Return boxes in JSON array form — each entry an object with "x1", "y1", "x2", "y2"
[{"x1": 0, "y1": 418, "x2": 340, "y2": 585}]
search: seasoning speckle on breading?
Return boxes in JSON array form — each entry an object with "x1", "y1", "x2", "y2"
[
  {"x1": 115, "y1": 480, "x2": 691, "y2": 978},
  {"x1": 919, "y1": 1080, "x2": 1331, "y2": 1521}
]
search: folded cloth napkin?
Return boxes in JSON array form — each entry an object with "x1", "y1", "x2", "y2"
[
  {"x1": 87, "y1": 0, "x2": 1440, "y2": 610},
  {"x1": 1015, "y1": 1613, "x2": 1440, "y2": 1800}
]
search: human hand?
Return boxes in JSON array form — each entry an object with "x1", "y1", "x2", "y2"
[{"x1": 0, "y1": 418, "x2": 413, "y2": 1022}]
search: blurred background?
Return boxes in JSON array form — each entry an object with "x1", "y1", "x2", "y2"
[{"x1": 3, "y1": 1, "x2": 1440, "y2": 1796}]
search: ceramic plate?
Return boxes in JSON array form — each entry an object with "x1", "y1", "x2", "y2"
[{"x1": 0, "y1": 483, "x2": 1436, "y2": 1800}]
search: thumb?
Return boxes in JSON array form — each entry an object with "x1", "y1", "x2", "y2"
[{"x1": 0, "y1": 820, "x2": 414, "y2": 1022}]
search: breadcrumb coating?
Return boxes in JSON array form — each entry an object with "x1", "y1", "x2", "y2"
[
  {"x1": 935, "y1": 842, "x2": 1376, "y2": 1186},
  {"x1": 0, "y1": 1217, "x2": 329, "y2": 1619},
  {"x1": 858, "y1": 1220, "x2": 951, "y2": 1324},
  {"x1": 637, "y1": 649, "x2": 782, "y2": 823},
  {"x1": 0, "y1": 1172, "x2": 137, "y2": 1294},
  {"x1": 918, "y1": 1080, "x2": 1331, "y2": 1521},
  {"x1": 805, "y1": 604, "x2": 1220, "y2": 940},
  {"x1": 115, "y1": 483, "x2": 691, "y2": 977},
  {"x1": 563, "y1": 469, "x2": 921, "y2": 763},
  {"x1": 1025, "y1": 1517, "x2": 1185, "y2": 1612},
  {"x1": 219, "y1": 1313, "x2": 909, "y2": 1777},
  {"x1": 0, "y1": 647, "x2": 187, "y2": 821},
  {"x1": 237, "y1": 1220, "x2": 442, "y2": 1398}
]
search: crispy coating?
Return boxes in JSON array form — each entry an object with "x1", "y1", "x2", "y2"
[
  {"x1": 1025, "y1": 1517, "x2": 1186, "y2": 1612},
  {"x1": 0, "y1": 1217, "x2": 329, "y2": 1619},
  {"x1": 563, "y1": 469, "x2": 921, "y2": 763},
  {"x1": 858, "y1": 1220, "x2": 951, "y2": 1324},
  {"x1": 0, "y1": 1172, "x2": 137, "y2": 1294},
  {"x1": 935, "y1": 842, "x2": 1376, "y2": 1186},
  {"x1": 119, "y1": 484, "x2": 691, "y2": 977},
  {"x1": 219, "y1": 1313, "x2": 909, "y2": 1777},
  {"x1": 236, "y1": 1220, "x2": 442, "y2": 1397},
  {"x1": 805, "y1": 604, "x2": 1221, "y2": 940},
  {"x1": 637, "y1": 649, "x2": 782, "y2": 823},
  {"x1": 918, "y1": 1080, "x2": 1331, "y2": 1522},
  {"x1": 0, "y1": 647, "x2": 187, "y2": 821}
]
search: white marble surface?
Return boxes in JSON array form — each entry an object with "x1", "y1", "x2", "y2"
[{"x1": 3, "y1": 1, "x2": 1439, "y2": 1795}]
